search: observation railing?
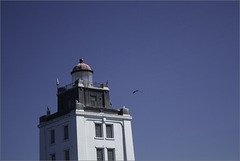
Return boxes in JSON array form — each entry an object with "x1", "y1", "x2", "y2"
[{"x1": 58, "y1": 80, "x2": 108, "y2": 94}]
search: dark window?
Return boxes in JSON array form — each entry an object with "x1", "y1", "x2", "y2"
[
  {"x1": 65, "y1": 150, "x2": 69, "y2": 161},
  {"x1": 51, "y1": 153, "x2": 56, "y2": 161},
  {"x1": 107, "y1": 149, "x2": 115, "y2": 161},
  {"x1": 95, "y1": 123, "x2": 102, "y2": 137},
  {"x1": 90, "y1": 95, "x2": 97, "y2": 106},
  {"x1": 96, "y1": 148, "x2": 104, "y2": 161},
  {"x1": 64, "y1": 125, "x2": 69, "y2": 140},
  {"x1": 106, "y1": 124, "x2": 113, "y2": 138},
  {"x1": 90, "y1": 95, "x2": 97, "y2": 101},
  {"x1": 50, "y1": 130, "x2": 55, "y2": 144}
]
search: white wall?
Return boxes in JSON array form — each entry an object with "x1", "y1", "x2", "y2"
[
  {"x1": 75, "y1": 109, "x2": 135, "y2": 161},
  {"x1": 39, "y1": 111, "x2": 78, "y2": 160},
  {"x1": 39, "y1": 109, "x2": 135, "y2": 161}
]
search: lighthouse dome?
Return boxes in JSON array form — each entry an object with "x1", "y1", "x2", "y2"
[
  {"x1": 71, "y1": 59, "x2": 93, "y2": 85},
  {"x1": 71, "y1": 59, "x2": 92, "y2": 74}
]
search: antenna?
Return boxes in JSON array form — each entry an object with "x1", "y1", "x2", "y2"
[
  {"x1": 56, "y1": 78, "x2": 59, "y2": 88},
  {"x1": 47, "y1": 106, "x2": 50, "y2": 116}
]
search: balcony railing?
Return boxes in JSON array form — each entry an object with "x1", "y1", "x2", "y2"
[
  {"x1": 63, "y1": 82, "x2": 75, "y2": 90},
  {"x1": 58, "y1": 80, "x2": 108, "y2": 94}
]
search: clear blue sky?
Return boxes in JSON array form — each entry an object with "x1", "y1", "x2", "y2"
[{"x1": 1, "y1": 1, "x2": 239, "y2": 160}]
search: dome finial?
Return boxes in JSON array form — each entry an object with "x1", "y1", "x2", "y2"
[
  {"x1": 80, "y1": 58, "x2": 84, "y2": 63},
  {"x1": 72, "y1": 58, "x2": 93, "y2": 74}
]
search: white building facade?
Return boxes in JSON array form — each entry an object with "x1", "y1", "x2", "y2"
[{"x1": 38, "y1": 59, "x2": 135, "y2": 161}]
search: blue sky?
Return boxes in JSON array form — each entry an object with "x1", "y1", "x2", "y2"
[{"x1": 1, "y1": 1, "x2": 239, "y2": 160}]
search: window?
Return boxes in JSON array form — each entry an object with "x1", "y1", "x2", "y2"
[
  {"x1": 106, "y1": 124, "x2": 113, "y2": 138},
  {"x1": 95, "y1": 123, "x2": 102, "y2": 137},
  {"x1": 96, "y1": 148, "x2": 104, "y2": 161},
  {"x1": 50, "y1": 130, "x2": 55, "y2": 144},
  {"x1": 64, "y1": 150, "x2": 70, "y2": 161},
  {"x1": 90, "y1": 95, "x2": 97, "y2": 101},
  {"x1": 50, "y1": 153, "x2": 56, "y2": 161},
  {"x1": 64, "y1": 125, "x2": 69, "y2": 140},
  {"x1": 107, "y1": 149, "x2": 115, "y2": 161},
  {"x1": 90, "y1": 95, "x2": 97, "y2": 106}
]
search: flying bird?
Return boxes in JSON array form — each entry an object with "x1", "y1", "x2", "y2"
[{"x1": 132, "y1": 90, "x2": 143, "y2": 94}]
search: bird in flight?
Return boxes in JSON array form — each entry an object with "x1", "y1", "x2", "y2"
[{"x1": 132, "y1": 90, "x2": 143, "y2": 94}]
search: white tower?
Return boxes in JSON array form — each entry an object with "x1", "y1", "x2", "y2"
[{"x1": 38, "y1": 59, "x2": 135, "y2": 161}]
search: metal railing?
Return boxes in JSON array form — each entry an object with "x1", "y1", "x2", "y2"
[
  {"x1": 93, "y1": 82, "x2": 104, "y2": 88},
  {"x1": 58, "y1": 80, "x2": 108, "y2": 93},
  {"x1": 63, "y1": 82, "x2": 75, "y2": 90}
]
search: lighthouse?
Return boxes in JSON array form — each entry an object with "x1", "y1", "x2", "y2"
[{"x1": 38, "y1": 59, "x2": 135, "y2": 161}]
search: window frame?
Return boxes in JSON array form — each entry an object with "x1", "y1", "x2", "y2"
[
  {"x1": 95, "y1": 123, "x2": 103, "y2": 138},
  {"x1": 63, "y1": 125, "x2": 69, "y2": 140},
  {"x1": 90, "y1": 95, "x2": 97, "y2": 106},
  {"x1": 50, "y1": 153, "x2": 56, "y2": 161},
  {"x1": 64, "y1": 149, "x2": 70, "y2": 161},
  {"x1": 106, "y1": 124, "x2": 114, "y2": 138},
  {"x1": 107, "y1": 148, "x2": 115, "y2": 161},
  {"x1": 90, "y1": 95, "x2": 97, "y2": 101},
  {"x1": 96, "y1": 148, "x2": 104, "y2": 161},
  {"x1": 50, "y1": 129, "x2": 55, "y2": 144}
]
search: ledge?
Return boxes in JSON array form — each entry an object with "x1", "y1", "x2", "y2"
[
  {"x1": 39, "y1": 106, "x2": 132, "y2": 124},
  {"x1": 105, "y1": 138, "x2": 115, "y2": 141},
  {"x1": 94, "y1": 137, "x2": 104, "y2": 140}
]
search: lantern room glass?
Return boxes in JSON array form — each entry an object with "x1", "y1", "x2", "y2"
[{"x1": 72, "y1": 71, "x2": 93, "y2": 84}]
